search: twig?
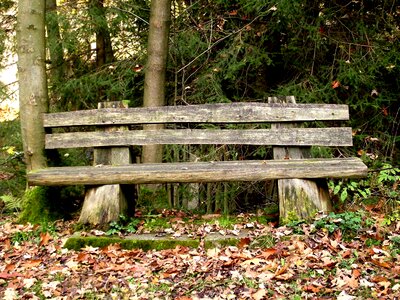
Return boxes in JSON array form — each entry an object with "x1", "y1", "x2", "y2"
[{"x1": 111, "y1": 6, "x2": 149, "y2": 25}]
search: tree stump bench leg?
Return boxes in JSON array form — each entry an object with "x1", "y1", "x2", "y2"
[
  {"x1": 268, "y1": 96, "x2": 332, "y2": 224},
  {"x1": 78, "y1": 101, "x2": 135, "y2": 225}
]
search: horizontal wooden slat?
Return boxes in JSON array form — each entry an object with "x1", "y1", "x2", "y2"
[
  {"x1": 45, "y1": 127, "x2": 353, "y2": 149},
  {"x1": 44, "y1": 103, "x2": 349, "y2": 127},
  {"x1": 27, "y1": 158, "x2": 368, "y2": 186}
]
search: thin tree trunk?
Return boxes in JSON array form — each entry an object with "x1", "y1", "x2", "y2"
[
  {"x1": 89, "y1": 0, "x2": 114, "y2": 67},
  {"x1": 46, "y1": 0, "x2": 65, "y2": 91},
  {"x1": 142, "y1": 0, "x2": 171, "y2": 164},
  {"x1": 17, "y1": 0, "x2": 48, "y2": 172},
  {"x1": 89, "y1": 0, "x2": 114, "y2": 101}
]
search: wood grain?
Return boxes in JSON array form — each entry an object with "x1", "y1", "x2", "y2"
[
  {"x1": 45, "y1": 127, "x2": 353, "y2": 149},
  {"x1": 43, "y1": 103, "x2": 349, "y2": 127},
  {"x1": 28, "y1": 158, "x2": 368, "y2": 186}
]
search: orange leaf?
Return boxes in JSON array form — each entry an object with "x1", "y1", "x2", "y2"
[
  {"x1": 0, "y1": 272, "x2": 25, "y2": 279},
  {"x1": 352, "y1": 269, "x2": 361, "y2": 279},
  {"x1": 342, "y1": 249, "x2": 352, "y2": 259},
  {"x1": 257, "y1": 248, "x2": 278, "y2": 260},
  {"x1": 332, "y1": 80, "x2": 340, "y2": 89},
  {"x1": 5, "y1": 264, "x2": 15, "y2": 272},
  {"x1": 201, "y1": 214, "x2": 221, "y2": 220},
  {"x1": 23, "y1": 259, "x2": 42, "y2": 268},
  {"x1": 303, "y1": 285, "x2": 321, "y2": 293},
  {"x1": 39, "y1": 232, "x2": 52, "y2": 247},
  {"x1": 372, "y1": 275, "x2": 389, "y2": 283},
  {"x1": 238, "y1": 237, "x2": 251, "y2": 248},
  {"x1": 370, "y1": 259, "x2": 392, "y2": 269}
]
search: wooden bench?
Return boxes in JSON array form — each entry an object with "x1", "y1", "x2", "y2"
[{"x1": 27, "y1": 97, "x2": 368, "y2": 225}]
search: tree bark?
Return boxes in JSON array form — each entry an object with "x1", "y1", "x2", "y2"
[
  {"x1": 17, "y1": 0, "x2": 48, "y2": 172},
  {"x1": 46, "y1": 0, "x2": 65, "y2": 90},
  {"x1": 89, "y1": 0, "x2": 114, "y2": 68},
  {"x1": 142, "y1": 0, "x2": 172, "y2": 164}
]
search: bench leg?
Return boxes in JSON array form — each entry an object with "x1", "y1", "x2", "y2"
[
  {"x1": 277, "y1": 179, "x2": 332, "y2": 224},
  {"x1": 78, "y1": 184, "x2": 136, "y2": 226}
]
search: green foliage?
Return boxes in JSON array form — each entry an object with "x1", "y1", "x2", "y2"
[
  {"x1": 313, "y1": 211, "x2": 373, "y2": 239},
  {"x1": 329, "y1": 163, "x2": 400, "y2": 211},
  {"x1": 10, "y1": 221, "x2": 56, "y2": 245},
  {"x1": 137, "y1": 187, "x2": 170, "y2": 212},
  {"x1": 0, "y1": 194, "x2": 23, "y2": 212},
  {"x1": 106, "y1": 215, "x2": 141, "y2": 235},
  {"x1": 4, "y1": 0, "x2": 398, "y2": 215},
  {"x1": 330, "y1": 179, "x2": 372, "y2": 203},
  {"x1": 0, "y1": 119, "x2": 26, "y2": 199},
  {"x1": 382, "y1": 209, "x2": 400, "y2": 227}
]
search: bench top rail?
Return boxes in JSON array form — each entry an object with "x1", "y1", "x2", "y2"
[
  {"x1": 44, "y1": 103, "x2": 349, "y2": 128},
  {"x1": 45, "y1": 127, "x2": 353, "y2": 149}
]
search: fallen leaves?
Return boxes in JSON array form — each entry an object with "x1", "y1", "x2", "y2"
[{"x1": 0, "y1": 212, "x2": 399, "y2": 299}]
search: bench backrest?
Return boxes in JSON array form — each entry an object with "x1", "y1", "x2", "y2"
[{"x1": 43, "y1": 102, "x2": 352, "y2": 149}]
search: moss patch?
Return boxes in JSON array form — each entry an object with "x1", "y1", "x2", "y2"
[
  {"x1": 18, "y1": 187, "x2": 60, "y2": 224},
  {"x1": 63, "y1": 234, "x2": 241, "y2": 251}
]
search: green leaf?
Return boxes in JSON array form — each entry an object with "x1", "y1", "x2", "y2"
[
  {"x1": 333, "y1": 185, "x2": 341, "y2": 195},
  {"x1": 340, "y1": 188, "x2": 348, "y2": 202}
]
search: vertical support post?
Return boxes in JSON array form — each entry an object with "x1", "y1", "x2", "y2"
[
  {"x1": 78, "y1": 101, "x2": 135, "y2": 226},
  {"x1": 268, "y1": 96, "x2": 332, "y2": 224}
]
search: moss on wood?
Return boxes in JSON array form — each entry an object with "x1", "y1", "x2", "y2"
[{"x1": 63, "y1": 235, "x2": 240, "y2": 251}]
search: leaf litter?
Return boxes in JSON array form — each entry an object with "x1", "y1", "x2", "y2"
[{"x1": 0, "y1": 211, "x2": 399, "y2": 299}]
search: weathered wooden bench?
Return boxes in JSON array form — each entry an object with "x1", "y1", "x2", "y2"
[{"x1": 27, "y1": 97, "x2": 368, "y2": 225}]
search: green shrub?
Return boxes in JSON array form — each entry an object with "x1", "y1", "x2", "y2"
[
  {"x1": 313, "y1": 211, "x2": 372, "y2": 239},
  {"x1": 329, "y1": 163, "x2": 399, "y2": 212}
]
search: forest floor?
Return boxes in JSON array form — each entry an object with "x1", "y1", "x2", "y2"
[{"x1": 0, "y1": 209, "x2": 399, "y2": 300}]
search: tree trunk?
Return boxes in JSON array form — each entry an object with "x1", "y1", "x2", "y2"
[
  {"x1": 268, "y1": 96, "x2": 332, "y2": 224},
  {"x1": 17, "y1": 0, "x2": 48, "y2": 172},
  {"x1": 89, "y1": 0, "x2": 114, "y2": 68},
  {"x1": 142, "y1": 0, "x2": 171, "y2": 164},
  {"x1": 46, "y1": 0, "x2": 65, "y2": 92},
  {"x1": 89, "y1": 0, "x2": 115, "y2": 101}
]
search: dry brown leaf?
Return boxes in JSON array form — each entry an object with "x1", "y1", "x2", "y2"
[
  {"x1": 252, "y1": 288, "x2": 267, "y2": 300},
  {"x1": 238, "y1": 237, "x2": 251, "y2": 249},
  {"x1": 303, "y1": 285, "x2": 322, "y2": 293},
  {"x1": 346, "y1": 276, "x2": 359, "y2": 289},
  {"x1": 256, "y1": 248, "x2": 277, "y2": 260},
  {"x1": 22, "y1": 259, "x2": 42, "y2": 268},
  {"x1": 370, "y1": 259, "x2": 392, "y2": 269},
  {"x1": 201, "y1": 214, "x2": 222, "y2": 220},
  {"x1": 39, "y1": 232, "x2": 52, "y2": 247},
  {"x1": 0, "y1": 272, "x2": 25, "y2": 279},
  {"x1": 274, "y1": 261, "x2": 289, "y2": 276},
  {"x1": 371, "y1": 275, "x2": 389, "y2": 283},
  {"x1": 352, "y1": 269, "x2": 361, "y2": 279}
]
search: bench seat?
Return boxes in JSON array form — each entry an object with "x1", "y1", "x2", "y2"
[{"x1": 28, "y1": 157, "x2": 367, "y2": 186}]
